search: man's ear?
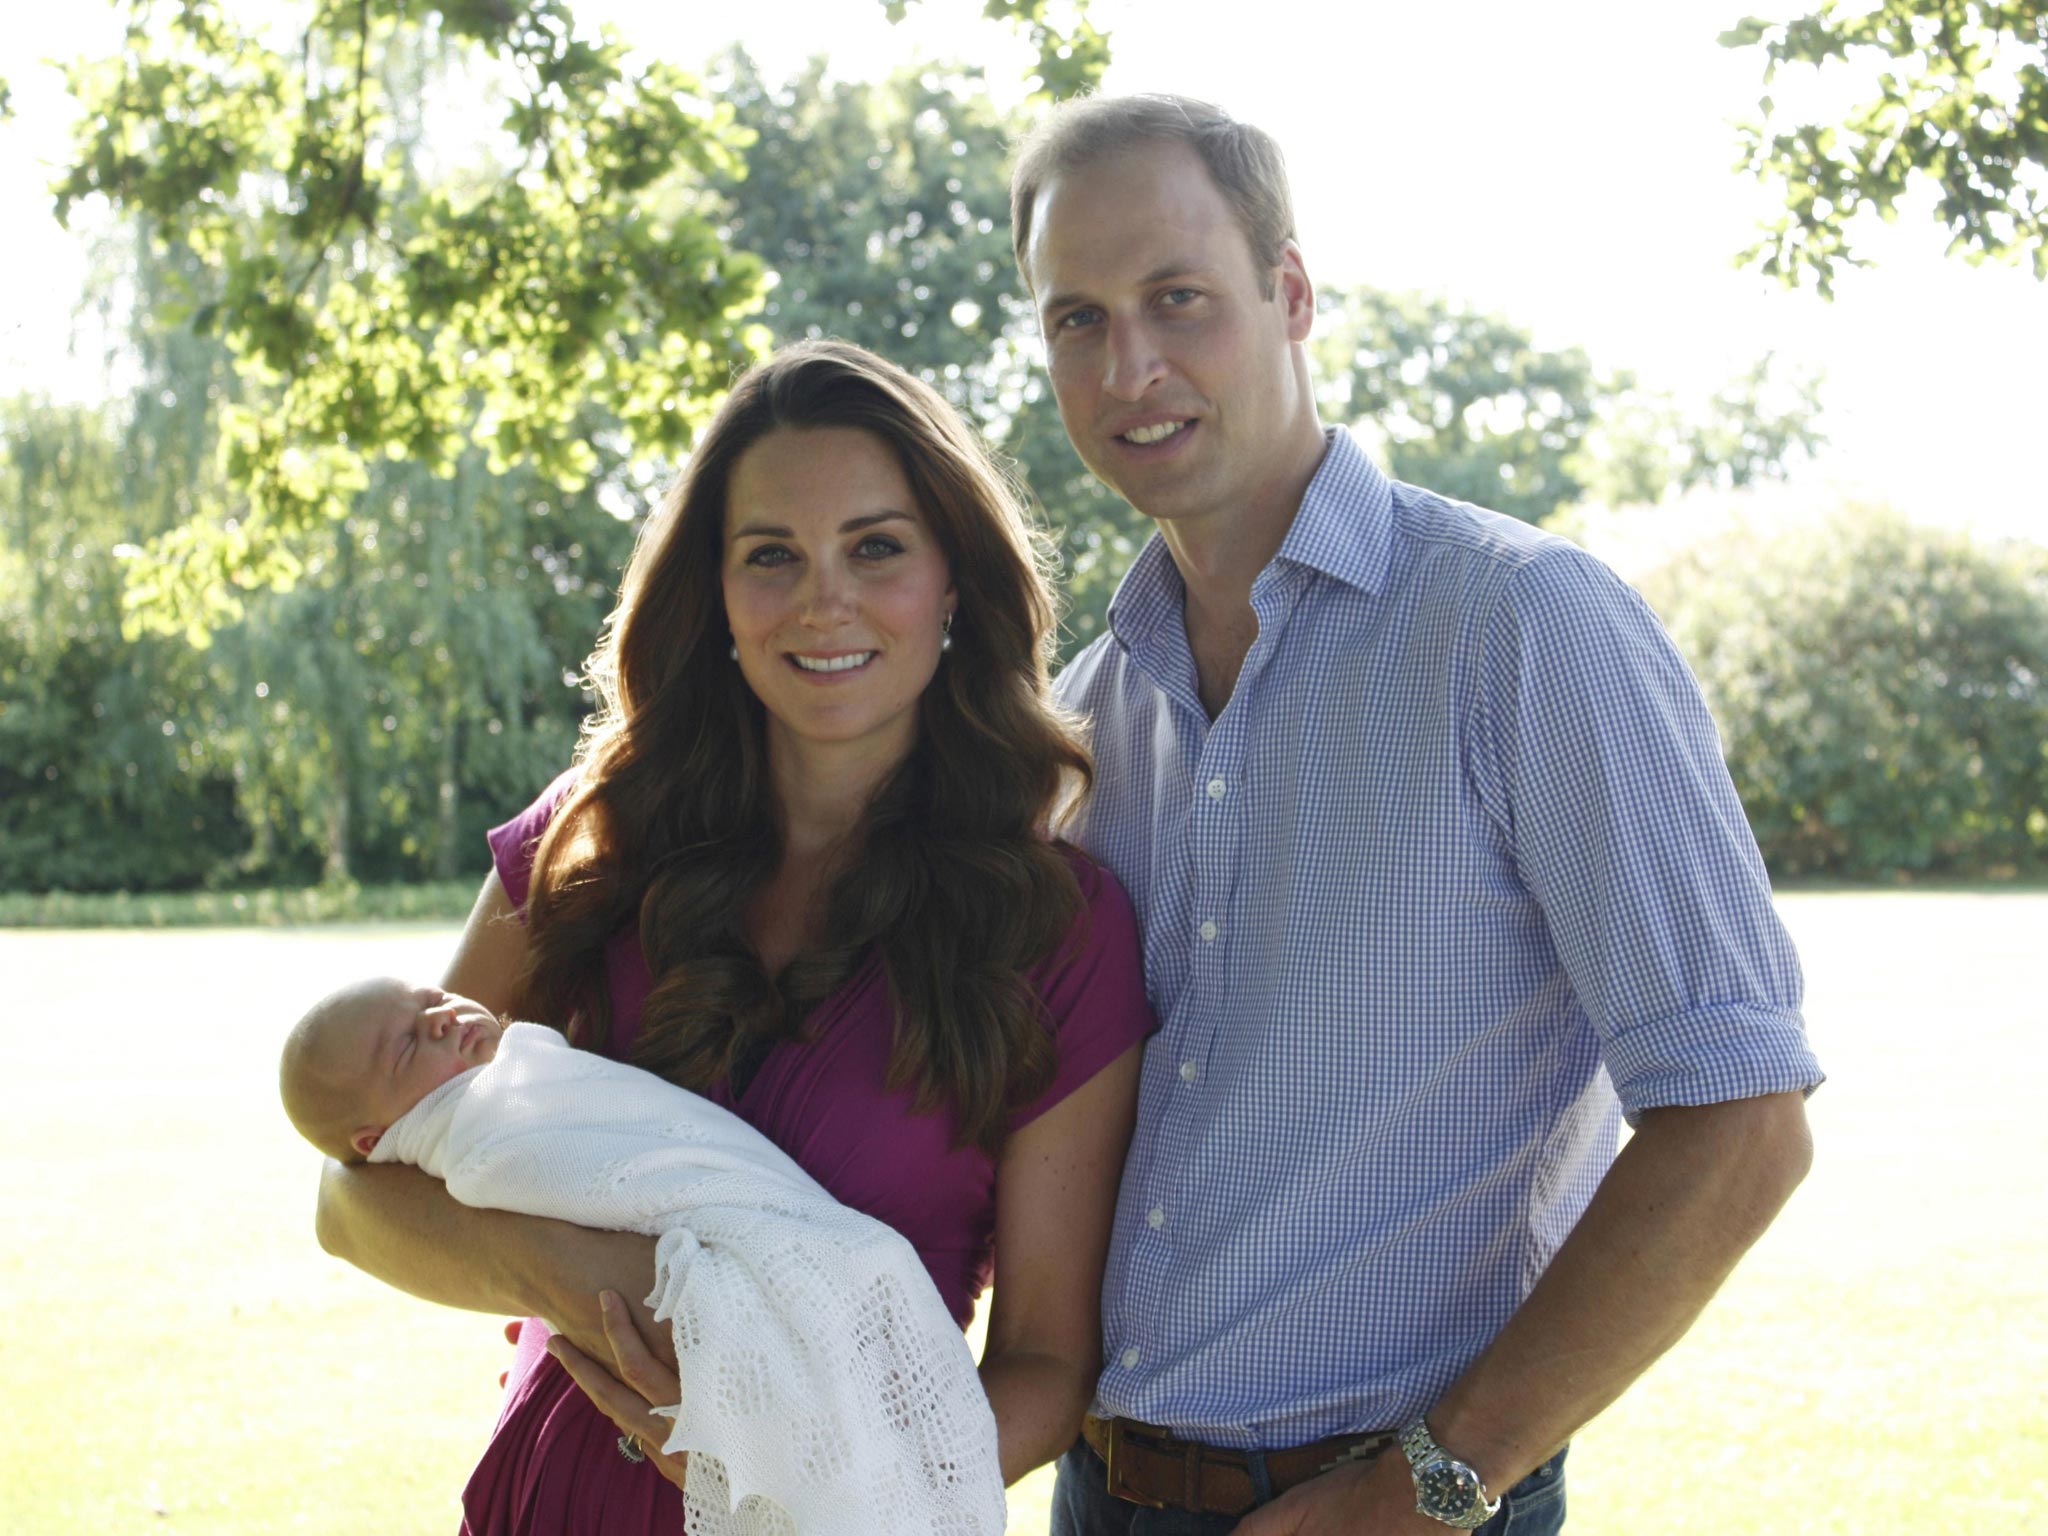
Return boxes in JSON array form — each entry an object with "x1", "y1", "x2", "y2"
[
  {"x1": 351, "y1": 1125, "x2": 385, "y2": 1158},
  {"x1": 1277, "y1": 241, "x2": 1315, "y2": 344}
]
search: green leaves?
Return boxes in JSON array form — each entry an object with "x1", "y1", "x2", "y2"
[
  {"x1": 885, "y1": 0, "x2": 1112, "y2": 98},
  {"x1": 49, "y1": 0, "x2": 1114, "y2": 645},
  {"x1": 1311, "y1": 290, "x2": 1823, "y2": 523},
  {"x1": 1312, "y1": 288, "x2": 1601, "y2": 525},
  {"x1": 1643, "y1": 512, "x2": 2048, "y2": 878},
  {"x1": 58, "y1": 0, "x2": 765, "y2": 638},
  {"x1": 1724, "y1": 0, "x2": 2048, "y2": 293}
]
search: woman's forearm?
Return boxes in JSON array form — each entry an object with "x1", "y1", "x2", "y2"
[
  {"x1": 979, "y1": 1347, "x2": 1096, "y2": 1485},
  {"x1": 314, "y1": 1157, "x2": 662, "y2": 1359},
  {"x1": 316, "y1": 1158, "x2": 546, "y2": 1312}
]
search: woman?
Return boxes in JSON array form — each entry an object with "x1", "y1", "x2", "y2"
[{"x1": 314, "y1": 340, "x2": 1151, "y2": 1532}]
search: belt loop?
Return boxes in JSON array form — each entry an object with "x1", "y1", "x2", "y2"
[
  {"x1": 1182, "y1": 1440, "x2": 1199, "y2": 1512},
  {"x1": 1102, "y1": 1416, "x2": 1124, "y2": 1496},
  {"x1": 1246, "y1": 1447, "x2": 1275, "y2": 1508}
]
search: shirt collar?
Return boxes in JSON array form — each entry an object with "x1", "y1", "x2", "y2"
[
  {"x1": 1105, "y1": 427, "x2": 1395, "y2": 651},
  {"x1": 1103, "y1": 526, "x2": 1184, "y2": 655},
  {"x1": 1273, "y1": 426, "x2": 1395, "y2": 596}
]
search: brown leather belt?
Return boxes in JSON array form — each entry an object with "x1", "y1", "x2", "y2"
[{"x1": 1082, "y1": 1413, "x2": 1397, "y2": 1516}]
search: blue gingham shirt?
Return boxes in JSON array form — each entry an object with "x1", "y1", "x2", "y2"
[{"x1": 1055, "y1": 428, "x2": 1823, "y2": 1448}]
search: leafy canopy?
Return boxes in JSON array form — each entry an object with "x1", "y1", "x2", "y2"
[
  {"x1": 54, "y1": 0, "x2": 765, "y2": 641},
  {"x1": 886, "y1": 0, "x2": 1112, "y2": 100},
  {"x1": 1643, "y1": 510, "x2": 2048, "y2": 878},
  {"x1": 1313, "y1": 288, "x2": 1823, "y2": 524},
  {"x1": 53, "y1": 0, "x2": 1110, "y2": 646},
  {"x1": 1724, "y1": 0, "x2": 2048, "y2": 295}
]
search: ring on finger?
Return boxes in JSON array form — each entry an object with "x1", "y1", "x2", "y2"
[{"x1": 617, "y1": 1434, "x2": 646, "y2": 1464}]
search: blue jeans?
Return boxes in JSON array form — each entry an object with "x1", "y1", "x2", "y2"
[{"x1": 1049, "y1": 1437, "x2": 1568, "y2": 1536}]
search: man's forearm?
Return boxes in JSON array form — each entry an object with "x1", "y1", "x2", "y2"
[{"x1": 1426, "y1": 1091, "x2": 1813, "y2": 1495}]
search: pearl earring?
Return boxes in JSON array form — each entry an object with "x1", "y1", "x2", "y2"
[
  {"x1": 728, "y1": 638, "x2": 739, "y2": 661},
  {"x1": 940, "y1": 613, "x2": 954, "y2": 653}
]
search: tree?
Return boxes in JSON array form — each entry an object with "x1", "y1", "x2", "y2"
[
  {"x1": 1313, "y1": 288, "x2": 1602, "y2": 524},
  {"x1": 1574, "y1": 355, "x2": 1826, "y2": 509},
  {"x1": 1313, "y1": 289, "x2": 1824, "y2": 523},
  {"x1": 1724, "y1": 1, "x2": 2048, "y2": 295},
  {"x1": 0, "y1": 215, "x2": 634, "y2": 892},
  {"x1": 55, "y1": 0, "x2": 764, "y2": 641},
  {"x1": 1641, "y1": 510, "x2": 2048, "y2": 878},
  {"x1": 52, "y1": 0, "x2": 1109, "y2": 645},
  {"x1": 886, "y1": 0, "x2": 1112, "y2": 100},
  {"x1": 0, "y1": 395, "x2": 242, "y2": 892}
]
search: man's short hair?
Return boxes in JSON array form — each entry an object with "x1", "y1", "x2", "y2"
[{"x1": 1010, "y1": 94, "x2": 1297, "y2": 298}]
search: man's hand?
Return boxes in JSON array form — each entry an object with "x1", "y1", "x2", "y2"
[
  {"x1": 547, "y1": 1289, "x2": 690, "y2": 1491},
  {"x1": 1232, "y1": 1452, "x2": 1438, "y2": 1536}
]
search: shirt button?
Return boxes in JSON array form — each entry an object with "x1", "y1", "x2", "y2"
[
  {"x1": 1206, "y1": 777, "x2": 1227, "y2": 801},
  {"x1": 1146, "y1": 1206, "x2": 1166, "y2": 1229},
  {"x1": 1199, "y1": 919, "x2": 1218, "y2": 942},
  {"x1": 1179, "y1": 1059, "x2": 1199, "y2": 1084},
  {"x1": 1121, "y1": 1346, "x2": 1141, "y2": 1369}
]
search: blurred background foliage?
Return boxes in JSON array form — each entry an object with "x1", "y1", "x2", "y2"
[
  {"x1": 5, "y1": 0, "x2": 2046, "y2": 895},
  {"x1": 1640, "y1": 512, "x2": 2048, "y2": 879}
]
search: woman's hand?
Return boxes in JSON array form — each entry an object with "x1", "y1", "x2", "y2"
[{"x1": 547, "y1": 1289, "x2": 690, "y2": 1491}]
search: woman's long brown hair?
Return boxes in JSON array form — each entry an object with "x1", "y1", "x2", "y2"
[{"x1": 518, "y1": 341, "x2": 1093, "y2": 1153}]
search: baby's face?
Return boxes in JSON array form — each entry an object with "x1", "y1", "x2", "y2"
[{"x1": 337, "y1": 981, "x2": 504, "y2": 1152}]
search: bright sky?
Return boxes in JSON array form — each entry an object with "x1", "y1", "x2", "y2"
[{"x1": 5, "y1": 0, "x2": 2044, "y2": 537}]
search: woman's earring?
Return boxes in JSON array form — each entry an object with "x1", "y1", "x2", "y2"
[
  {"x1": 728, "y1": 637, "x2": 739, "y2": 661},
  {"x1": 940, "y1": 612, "x2": 954, "y2": 653}
]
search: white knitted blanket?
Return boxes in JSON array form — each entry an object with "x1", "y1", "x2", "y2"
[{"x1": 372, "y1": 1023, "x2": 1005, "y2": 1536}]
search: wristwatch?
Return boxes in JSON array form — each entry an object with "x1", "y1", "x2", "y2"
[{"x1": 1397, "y1": 1417, "x2": 1502, "y2": 1530}]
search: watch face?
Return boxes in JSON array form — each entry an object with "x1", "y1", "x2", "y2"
[{"x1": 1416, "y1": 1458, "x2": 1482, "y2": 1517}]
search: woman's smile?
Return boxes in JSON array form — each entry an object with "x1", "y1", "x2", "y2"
[{"x1": 788, "y1": 649, "x2": 879, "y2": 676}]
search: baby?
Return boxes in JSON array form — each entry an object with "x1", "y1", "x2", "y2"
[
  {"x1": 278, "y1": 977, "x2": 1004, "y2": 1536},
  {"x1": 280, "y1": 978, "x2": 505, "y2": 1162}
]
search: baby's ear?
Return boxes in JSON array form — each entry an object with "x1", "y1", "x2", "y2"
[{"x1": 351, "y1": 1125, "x2": 385, "y2": 1158}]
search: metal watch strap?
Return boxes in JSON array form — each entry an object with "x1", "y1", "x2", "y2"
[{"x1": 1397, "y1": 1418, "x2": 1502, "y2": 1530}]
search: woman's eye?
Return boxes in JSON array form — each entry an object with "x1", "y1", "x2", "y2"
[
  {"x1": 743, "y1": 544, "x2": 794, "y2": 568},
  {"x1": 855, "y1": 535, "x2": 904, "y2": 560}
]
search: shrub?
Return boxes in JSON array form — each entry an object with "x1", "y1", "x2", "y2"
[{"x1": 1638, "y1": 509, "x2": 2048, "y2": 880}]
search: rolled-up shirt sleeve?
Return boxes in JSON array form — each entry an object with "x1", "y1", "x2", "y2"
[{"x1": 1470, "y1": 543, "x2": 1824, "y2": 1122}]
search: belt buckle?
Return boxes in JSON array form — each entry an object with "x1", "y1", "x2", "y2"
[{"x1": 1102, "y1": 1418, "x2": 1171, "y2": 1510}]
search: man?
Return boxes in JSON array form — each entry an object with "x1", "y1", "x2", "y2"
[{"x1": 1011, "y1": 94, "x2": 1824, "y2": 1535}]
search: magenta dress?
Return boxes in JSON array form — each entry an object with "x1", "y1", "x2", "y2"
[{"x1": 457, "y1": 773, "x2": 1154, "y2": 1535}]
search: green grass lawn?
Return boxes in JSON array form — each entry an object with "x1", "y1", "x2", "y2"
[{"x1": 3, "y1": 896, "x2": 2043, "y2": 1534}]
